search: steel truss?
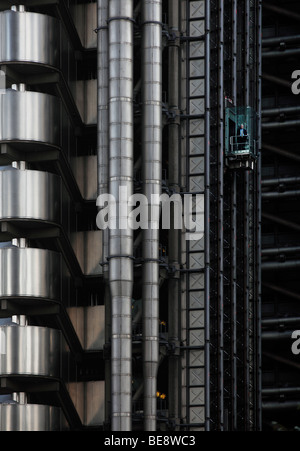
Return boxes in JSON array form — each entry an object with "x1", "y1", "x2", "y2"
[{"x1": 208, "y1": 0, "x2": 262, "y2": 431}]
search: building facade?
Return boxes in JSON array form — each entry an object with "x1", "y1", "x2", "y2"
[{"x1": 0, "y1": 0, "x2": 263, "y2": 431}]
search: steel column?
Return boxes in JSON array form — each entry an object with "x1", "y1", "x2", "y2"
[
  {"x1": 108, "y1": 0, "x2": 134, "y2": 431},
  {"x1": 141, "y1": 0, "x2": 162, "y2": 432}
]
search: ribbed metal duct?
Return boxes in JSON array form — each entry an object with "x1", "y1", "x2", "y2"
[
  {"x1": 141, "y1": 0, "x2": 162, "y2": 432},
  {"x1": 0, "y1": 246, "x2": 61, "y2": 301},
  {"x1": 0, "y1": 323, "x2": 61, "y2": 377},
  {"x1": 0, "y1": 167, "x2": 61, "y2": 224},
  {"x1": 0, "y1": 6, "x2": 59, "y2": 69},
  {"x1": 0, "y1": 85, "x2": 60, "y2": 148},
  {"x1": 0, "y1": 403, "x2": 61, "y2": 431},
  {"x1": 108, "y1": 0, "x2": 134, "y2": 432}
]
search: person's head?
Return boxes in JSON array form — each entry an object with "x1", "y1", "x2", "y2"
[{"x1": 240, "y1": 124, "x2": 244, "y2": 129}]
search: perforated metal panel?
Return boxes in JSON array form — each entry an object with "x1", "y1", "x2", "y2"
[{"x1": 184, "y1": 0, "x2": 207, "y2": 430}]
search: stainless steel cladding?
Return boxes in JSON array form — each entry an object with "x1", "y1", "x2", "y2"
[
  {"x1": 0, "y1": 403, "x2": 61, "y2": 431},
  {"x1": 0, "y1": 88, "x2": 60, "y2": 148},
  {"x1": 0, "y1": 168, "x2": 61, "y2": 224},
  {"x1": 0, "y1": 8, "x2": 59, "y2": 69},
  {"x1": 0, "y1": 324, "x2": 61, "y2": 377},
  {"x1": 0, "y1": 247, "x2": 61, "y2": 301},
  {"x1": 141, "y1": 0, "x2": 162, "y2": 432},
  {"x1": 108, "y1": 0, "x2": 134, "y2": 432}
]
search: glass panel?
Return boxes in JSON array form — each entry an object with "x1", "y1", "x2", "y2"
[{"x1": 225, "y1": 106, "x2": 257, "y2": 158}]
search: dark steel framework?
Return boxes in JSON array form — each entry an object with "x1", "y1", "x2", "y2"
[
  {"x1": 261, "y1": 0, "x2": 300, "y2": 431},
  {"x1": 208, "y1": 0, "x2": 262, "y2": 431}
]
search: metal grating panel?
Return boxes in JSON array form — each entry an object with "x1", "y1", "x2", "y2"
[{"x1": 184, "y1": 0, "x2": 207, "y2": 430}]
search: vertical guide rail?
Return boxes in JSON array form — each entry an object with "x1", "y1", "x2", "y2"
[
  {"x1": 243, "y1": 0, "x2": 251, "y2": 430},
  {"x1": 208, "y1": 0, "x2": 219, "y2": 429},
  {"x1": 217, "y1": 0, "x2": 224, "y2": 431},
  {"x1": 168, "y1": 0, "x2": 181, "y2": 430},
  {"x1": 184, "y1": 0, "x2": 207, "y2": 430},
  {"x1": 231, "y1": 0, "x2": 238, "y2": 431},
  {"x1": 204, "y1": 0, "x2": 211, "y2": 432},
  {"x1": 255, "y1": 0, "x2": 263, "y2": 431},
  {"x1": 231, "y1": 171, "x2": 238, "y2": 430},
  {"x1": 249, "y1": 0, "x2": 256, "y2": 429}
]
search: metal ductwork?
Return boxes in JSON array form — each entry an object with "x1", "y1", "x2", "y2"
[
  {"x1": 141, "y1": 0, "x2": 162, "y2": 432},
  {"x1": 0, "y1": 6, "x2": 59, "y2": 70},
  {"x1": 0, "y1": 245, "x2": 61, "y2": 302},
  {"x1": 0, "y1": 2, "x2": 108, "y2": 432},
  {"x1": 108, "y1": 0, "x2": 134, "y2": 431},
  {"x1": 0, "y1": 85, "x2": 61, "y2": 149},
  {"x1": 0, "y1": 398, "x2": 61, "y2": 432},
  {"x1": 0, "y1": 318, "x2": 62, "y2": 431},
  {"x1": 0, "y1": 166, "x2": 61, "y2": 224},
  {"x1": 0, "y1": 317, "x2": 61, "y2": 378}
]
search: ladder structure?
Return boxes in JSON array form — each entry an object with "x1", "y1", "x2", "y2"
[{"x1": 182, "y1": 0, "x2": 210, "y2": 431}]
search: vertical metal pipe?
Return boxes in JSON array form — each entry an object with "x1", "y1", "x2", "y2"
[
  {"x1": 232, "y1": 0, "x2": 237, "y2": 105},
  {"x1": 256, "y1": 0, "x2": 262, "y2": 431},
  {"x1": 243, "y1": 170, "x2": 250, "y2": 430},
  {"x1": 244, "y1": 0, "x2": 250, "y2": 430},
  {"x1": 97, "y1": 0, "x2": 110, "y2": 425},
  {"x1": 205, "y1": 0, "x2": 211, "y2": 432},
  {"x1": 218, "y1": 0, "x2": 224, "y2": 431},
  {"x1": 245, "y1": 0, "x2": 250, "y2": 106},
  {"x1": 108, "y1": 0, "x2": 134, "y2": 431},
  {"x1": 231, "y1": 173, "x2": 237, "y2": 431},
  {"x1": 231, "y1": 0, "x2": 238, "y2": 431},
  {"x1": 141, "y1": 0, "x2": 162, "y2": 432},
  {"x1": 168, "y1": 0, "x2": 181, "y2": 430}
]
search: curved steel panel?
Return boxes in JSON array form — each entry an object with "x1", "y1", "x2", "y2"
[
  {"x1": 0, "y1": 325, "x2": 61, "y2": 377},
  {"x1": 0, "y1": 247, "x2": 61, "y2": 301},
  {"x1": 0, "y1": 404, "x2": 61, "y2": 431},
  {"x1": 0, "y1": 89, "x2": 60, "y2": 147},
  {"x1": 0, "y1": 9, "x2": 59, "y2": 68},
  {"x1": 0, "y1": 168, "x2": 61, "y2": 224}
]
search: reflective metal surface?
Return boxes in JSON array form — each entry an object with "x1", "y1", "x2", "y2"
[
  {"x1": 0, "y1": 247, "x2": 61, "y2": 301},
  {"x1": 72, "y1": 2, "x2": 97, "y2": 49},
  {"x1": 142, "y1": 0, "x2": 162, "y2": 431},
  {"x1": 75, "y1": 80, "x2": 97, "y2": 125},
  {"x1": 0, "y1": 88, "x2": 60, "y2": 147},
  {"x1": 0, "y1": 324, "x2": 61, "y2": 377},
  {"x1": 71, "y1": 155, "x2": 97, "y2": 201},
  {"x1": 68, "y1": 381, "x2": 104, "y2": 427},
  {"x1": 0, "y1": 404, "x2": 61, "y2": 431},
  {"x1": 0, "y1": 167, "x2": 61, "y2": 224},
  {"x1": 0, "y1": 8, "x2": 59, "y2": 68},
  {"x1": 108, "y1": 0, "x2": 134, "y2": 431},
  {"x1": 71, "y1": 231, "x2": 103, "y2": 276}
]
